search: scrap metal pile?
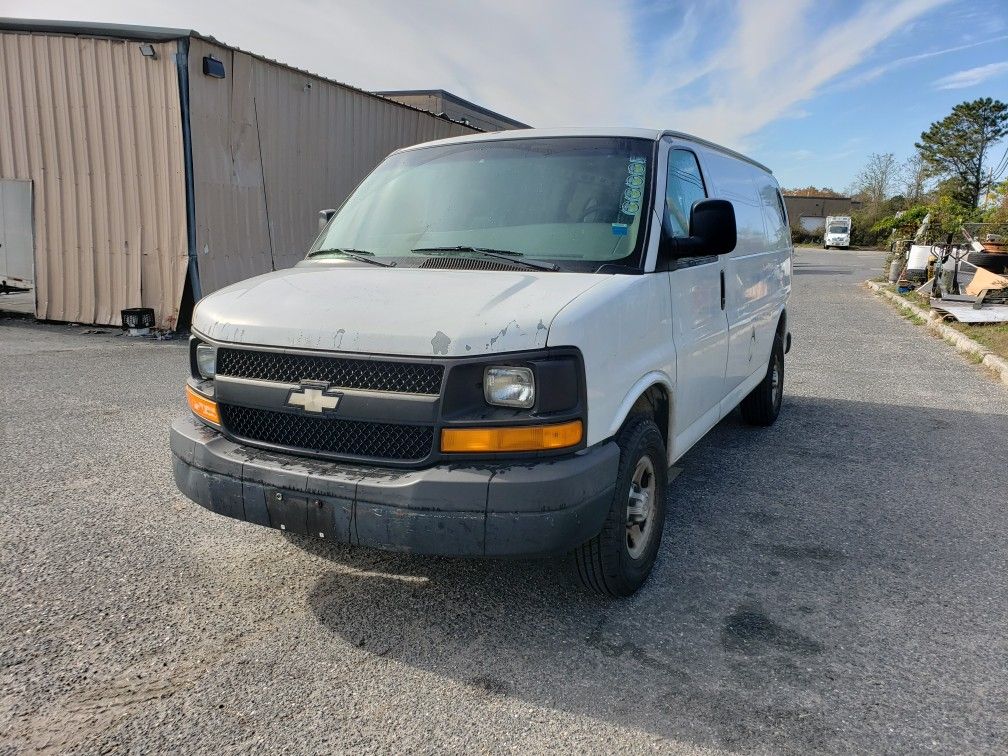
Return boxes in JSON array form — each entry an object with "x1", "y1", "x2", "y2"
[{"x1": 889, "y1": 219, "x2": 1008, "y2": 323}]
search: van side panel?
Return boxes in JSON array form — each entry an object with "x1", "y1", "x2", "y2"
[
  {"x1": 753, "y1": 171, "x2": 793, "y2": 366},
  {"x1": 547, "y1": 274, "x2": 675, "y2": 448},
  {"x1": 700, "y1": 150, "x2": 777, "y2": 393}
]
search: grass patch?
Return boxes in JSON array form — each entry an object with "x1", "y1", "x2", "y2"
[
  {"x1": 895, "y1": 288, "x2": 930, "y2": 309},
  {"x1": 881, "y1": 282, "x2": 1008, "y2": 362},
  {"x1": 947, "y1": 321, "x2": 1008, "y2": 360}
]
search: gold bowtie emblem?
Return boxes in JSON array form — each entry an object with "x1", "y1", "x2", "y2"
[{"x1": 287, "y1": 384, "x2": 342, "y2": 413}]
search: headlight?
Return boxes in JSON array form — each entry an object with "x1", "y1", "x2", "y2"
[
  {"x1": 484, "y1": 366, "x2": 535, "y2": 408},
  {"x1": 195, "y1": 344, "x2": 217, "y2": 379}
]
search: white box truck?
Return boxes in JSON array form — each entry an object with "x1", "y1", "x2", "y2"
[{"x1": 823, "y1": 216, "x2": 852, "y2": 249}]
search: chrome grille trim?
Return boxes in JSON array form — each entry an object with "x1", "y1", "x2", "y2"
[{"x1": 216, "y1": 348, "x2": 443, "y2": 395}]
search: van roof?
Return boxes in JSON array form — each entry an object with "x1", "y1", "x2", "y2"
[{"x1": 395, "y1": 126, "x2": 772, "y2": 174}]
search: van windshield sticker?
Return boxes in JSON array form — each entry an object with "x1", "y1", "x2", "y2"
[
  {"x1": 621, "y1": 157, "x2": 647, "y2": 216},
  {"x1": 611, "y1": 223, "x2": 629, "y2": 236}
]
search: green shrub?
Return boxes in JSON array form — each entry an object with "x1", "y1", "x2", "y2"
[{"x1": 789, "y1": 221, "x2": 820, "y2": 245}]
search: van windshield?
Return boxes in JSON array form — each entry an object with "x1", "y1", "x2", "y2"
[
  {"x1": 310, "y1": 137, "x2": 655, "y2": 271},
  {"x1": 828, "y1": 224, "x2": 848, "y2": 234}
]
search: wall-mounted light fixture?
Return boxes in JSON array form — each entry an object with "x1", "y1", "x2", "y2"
[
  {"x1": 203, "y1": 55, "x2": 226, "y2": 79},
  {"x1": 138, "y1": 43, "x2": 157, "y2": 60}
]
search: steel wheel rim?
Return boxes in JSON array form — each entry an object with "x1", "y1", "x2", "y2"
[{"x1": 626, "y1": 456, "x2": 656, "y2": 560}]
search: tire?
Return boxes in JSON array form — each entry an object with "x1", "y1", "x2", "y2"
[
  {"x1": 740, "y1": 331, "x2": 784, "y2": 427},
  {"x1": 574, "y1": 417, "x2": 668, "y2": 597},
  {"x1": 966, "y1": 251, "x2": 1008, "y2": 274}
]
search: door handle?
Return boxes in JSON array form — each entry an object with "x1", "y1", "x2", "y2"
[{"x1": 720, "y1": 269, "x2": 725, "y2": 310}]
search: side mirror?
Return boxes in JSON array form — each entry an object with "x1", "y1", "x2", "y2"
[
  {"x1": 660, "y1": 198, "x2": 737, "y2": 258},
  {"x1": 318, "y1": 208, "x2": 336, "y2": 231}
]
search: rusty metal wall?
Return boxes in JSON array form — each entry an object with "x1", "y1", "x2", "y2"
[
  {"x1": 187, "y1": 38, "x2": 476, "y2": 294},
  {"x1": 0, "y1": 32, "x2": 189, "y2": 328}
]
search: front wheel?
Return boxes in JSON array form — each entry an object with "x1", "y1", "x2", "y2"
[
  {"x1": 740, "y1": 332, "x2": 784, "y2": 426},
  {"x1": 574, "y1": 417, "x2": 668, "y2": 597}
]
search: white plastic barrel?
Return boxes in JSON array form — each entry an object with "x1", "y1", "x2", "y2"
[{"x1": 906, "y1": 244, "x2": 933, "y2": 281}]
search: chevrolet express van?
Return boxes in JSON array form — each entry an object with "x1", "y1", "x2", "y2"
[{"x1": 171, "y1": 128, "x2": 792, "y2": 596}]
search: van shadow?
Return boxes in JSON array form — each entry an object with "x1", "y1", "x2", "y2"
[{"x1": 292, "y1": 393, "x2": 1006, "y2": 753}]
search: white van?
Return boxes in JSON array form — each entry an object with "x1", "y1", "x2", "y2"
[
  {"x1": 171, "y1": 128, "x2": 792, "y2": 596},
  {"x1": 824, "y1": 215, "x2": 851, "y2": 249}
]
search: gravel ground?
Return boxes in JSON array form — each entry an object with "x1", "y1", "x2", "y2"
[{"x1": 1, "y1": 248, "x2": 1006, "y2": 754}]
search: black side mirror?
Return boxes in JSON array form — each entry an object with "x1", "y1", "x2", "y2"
[
  {"x1": 318, "y1": 208, "x2": 336, "y2": 231},
  {"x1": 661, "y1": 198, "x2": 737, "y2": 258}
]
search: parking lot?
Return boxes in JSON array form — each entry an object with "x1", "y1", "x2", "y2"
[{"x1": 1, "y1": 247, "x2": 1006, "y2": 754}]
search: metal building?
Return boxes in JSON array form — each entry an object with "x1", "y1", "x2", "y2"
[
  {"x1": 0, "y1": 19, "x2": 482, "y2": 328},
  {"x1": 782, "y1": 194, "x2": 862, "y2": 233},
  {"x1": 376, "y1": 89, "x2": 530, "y2": 132}
]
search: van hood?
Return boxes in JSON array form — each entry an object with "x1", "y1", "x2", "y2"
[{"x1": 192, "y1": 265, "x2": 605, "y2": 356}]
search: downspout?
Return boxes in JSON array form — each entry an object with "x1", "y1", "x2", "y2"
[{"x1": 176, "y1": 36, "x2": 201, "y2": 302}]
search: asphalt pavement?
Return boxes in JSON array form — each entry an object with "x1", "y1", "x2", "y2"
[{"x1": 1, "y1": 247, "x2": 1006, "y2": 754}]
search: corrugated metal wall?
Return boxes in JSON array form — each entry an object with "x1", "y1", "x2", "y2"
[
  {"x1": 187, "y1": 38, "x2": 476, "y2": 294},
  {"x1": 0, "y1": 32, "x2": 189, "y2": 328}
]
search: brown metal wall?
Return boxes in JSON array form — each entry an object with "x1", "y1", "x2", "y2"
[
  {"x1": 782, "y1": 195, "x2": 858, "y2": 222},
  {"x1": 187, "y1": 38, "x2": 476, "y2": 294},
  {"x1": 0, "y1": 32, "x2": 189, "y2": 328}
]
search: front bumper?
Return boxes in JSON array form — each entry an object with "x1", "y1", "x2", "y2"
[{"x1": 170, "y1": 415, "x2": 619, "y2": 557}]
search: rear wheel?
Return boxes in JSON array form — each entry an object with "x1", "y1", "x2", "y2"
[
  {"x1": 740, "y1": 332, "x2": 784, "y2": 426},
  {"x1": 574, "y1": 417, "x2": 668, "y2": 597}
]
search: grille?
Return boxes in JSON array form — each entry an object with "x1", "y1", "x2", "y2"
[
  {"x1": 220, "y1": 405, "x2": 434, "y2": 461},
  {"x1": 216, "y1": 348, "x2": 443, "y2": 394},
  {"x1": 420, "y1": 256, "x2": 524, "y2": 272}
]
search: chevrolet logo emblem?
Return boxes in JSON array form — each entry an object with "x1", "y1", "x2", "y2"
[{"x1": 287, "y1": 382, "x2": 343, "y2": 413}]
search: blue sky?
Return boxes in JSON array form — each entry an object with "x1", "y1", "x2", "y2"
[
  {"x1": 742, "y1": 0, "x2": 1008, "y2": 190},
  {"x1": 10, "y1": 0, "x2": 1008, "y2": 192}
]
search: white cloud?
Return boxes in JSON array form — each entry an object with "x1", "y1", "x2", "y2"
[
  {"x1": 835, "y1": 35, "x2": 1008, "y2": 89},
  {"x1": 5, "y1": 0, "x2": 949, "y2": 149},
  {"x1": 649, "y1": 0, "x2": 951, "y2": 149},
  {"x1": 4, "y1": 0, "x2": 633, "y2": 127},
  {"x1": 933, "y1": 61, "x2": 1008, "y2": 89}
]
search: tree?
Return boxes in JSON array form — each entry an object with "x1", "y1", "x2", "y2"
[
  {"x1": 899, "y1": 153, "x2": 930, "y2": 203},
  {"x1": 851, "y1": 152, "x2": 897, "y2": 206},
  {"x1": 985, "y1": 180, "x2": 1008, "y2": 224},
  {"x1": 915, "y1": 98, "x2": 1008, "y2": 209},
  {"x1": 784, "y1": 186, "x2": 843, "y2": 198}
]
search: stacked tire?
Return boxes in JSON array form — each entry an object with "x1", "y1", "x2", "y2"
[{"x1": 967, "y1": 251, "x2": 1008, "y2": 274}]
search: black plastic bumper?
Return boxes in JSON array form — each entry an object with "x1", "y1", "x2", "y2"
[{"x1": 170, "y1": 415, "x2": 619, "y2": 557}]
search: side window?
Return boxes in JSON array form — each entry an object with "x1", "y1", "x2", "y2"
[
  {"x1": 664, "y1": 149, "x2": 706, "y2": 237},
  {"x1": 758, "y1": 179, "x2": 789, "y2": 250},
  {"x1": 776, "y1": 190, "x2": 789, "y2": 227}
]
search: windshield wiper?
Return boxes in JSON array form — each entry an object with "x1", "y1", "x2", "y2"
[
  {"x1": 308, "y1": 248, "x2": 396, "y2": 267},
  {"x1": 410, "y1": 246, "x2": 559, "y2": 272}
]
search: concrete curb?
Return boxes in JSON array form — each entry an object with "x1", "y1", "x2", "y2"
[{"x1": 866, "y1": 280, "x2": 1008, "y2": 386}]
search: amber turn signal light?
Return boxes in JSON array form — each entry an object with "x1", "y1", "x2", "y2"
[
  {"x1": 186, "y1": 385, "x2": 220, "y2": 425},
  {"x1": 441, "y1": 420, "x2": 583, "y2": 453}
]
